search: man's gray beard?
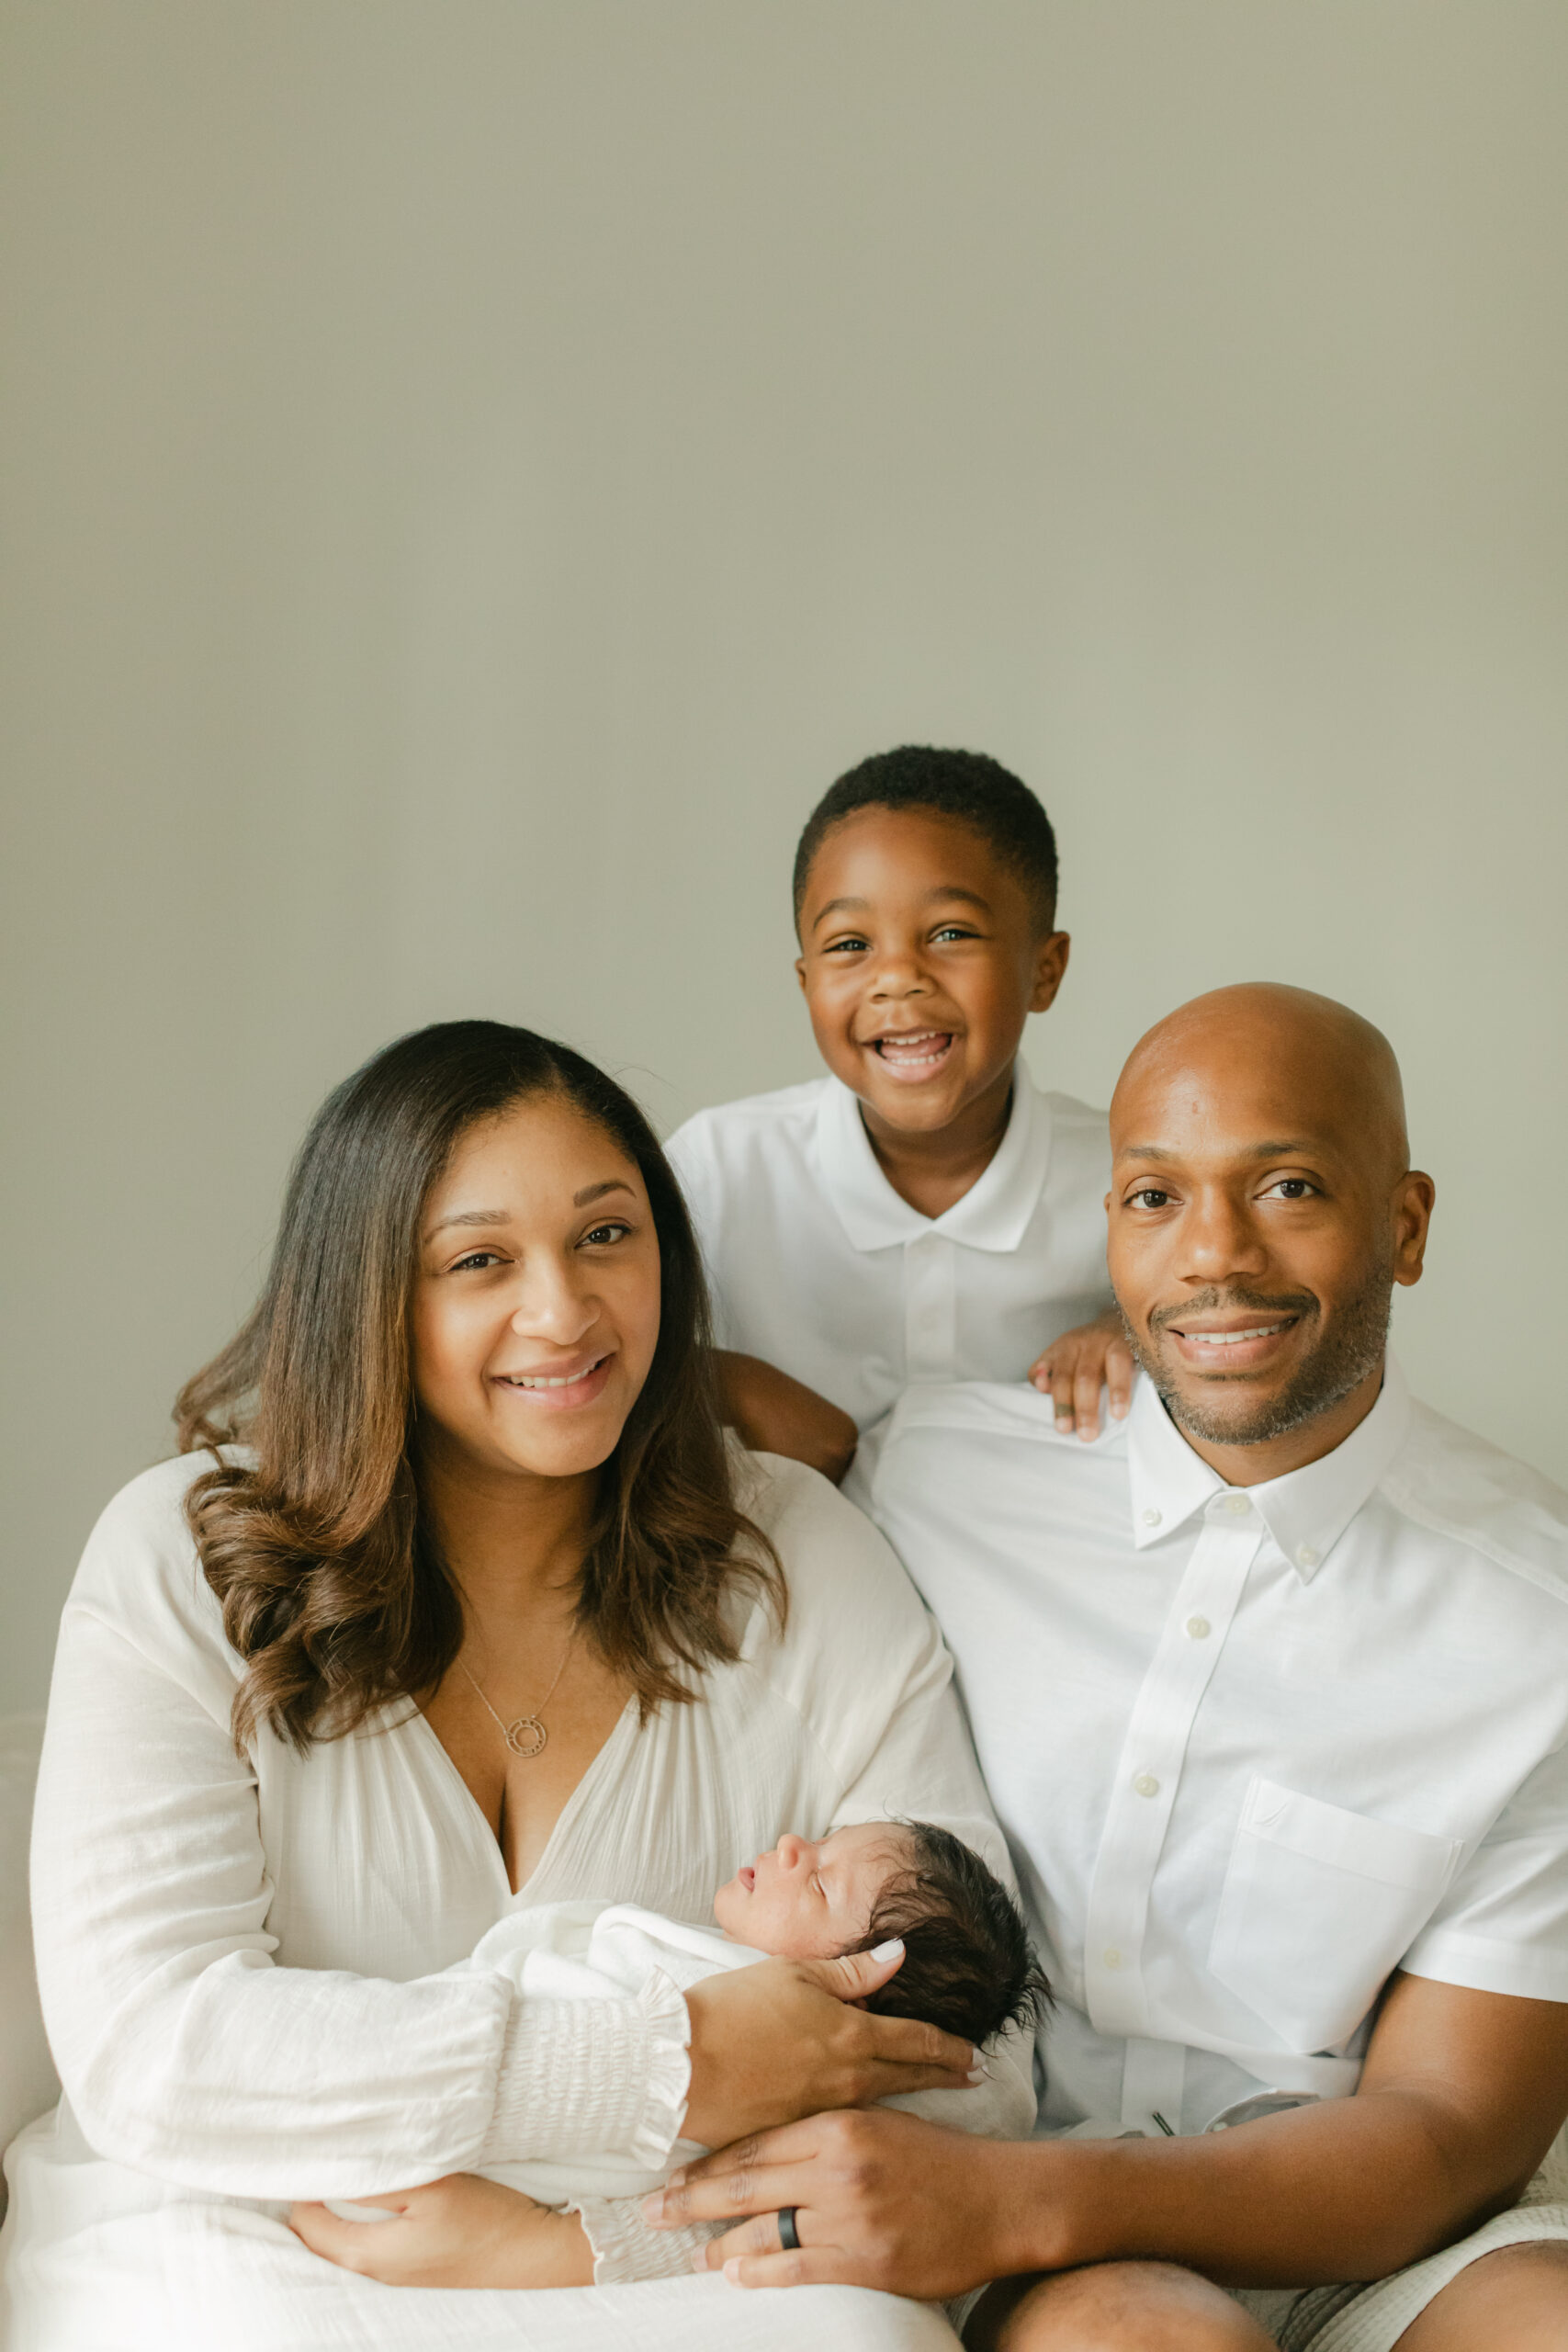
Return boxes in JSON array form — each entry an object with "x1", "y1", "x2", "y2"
[{"x1": 1122, "y1": 1263, "x2": 1394, "y2": 1449}]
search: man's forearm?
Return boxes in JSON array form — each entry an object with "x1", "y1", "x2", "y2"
[{"x1": 984, "y1": 2090, "x2": 1533, "y2": 2290}]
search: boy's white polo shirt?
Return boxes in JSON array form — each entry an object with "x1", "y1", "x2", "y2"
[
  {"x1": 846, "y1": 1365, "x2": 1568, "y2": 2140},
  {"x1": 666, "y1": 1063, "x2": 1111, "y2": 1430}
]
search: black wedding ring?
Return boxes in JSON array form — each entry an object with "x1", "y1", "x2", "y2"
[{"x1": 776, "y1": 2206, "x2": 801, "y2": 2252}]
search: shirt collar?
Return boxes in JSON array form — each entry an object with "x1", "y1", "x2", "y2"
[
  {"x1": 812, "y1": 1061, "x2": 1052, "y2": 1254},
  {"x1": 1126, "y1": 1356, "x2": 1413, "y2": 1578}
]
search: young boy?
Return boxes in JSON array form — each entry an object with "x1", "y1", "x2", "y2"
[{"x1": 667, "y1": 745, "x2": 1134, "y2": 1475}]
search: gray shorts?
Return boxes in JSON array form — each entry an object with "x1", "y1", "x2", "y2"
[
  {"x1": 1229, "y1": 2132, "x2": 1568, "y2": 2350},
  {"x1": 953, "y1": 2133, "x2": 1568, "y2": 2349}
]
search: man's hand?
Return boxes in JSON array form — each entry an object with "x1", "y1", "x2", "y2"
[
  {"x1": 289, "y1": 2174, "x2": 593, "y2": 2288},
  {"x1": 682, "y1": 1942, "x2": 980, "y2": 2151},
  {"x1": 644, "y1": 2108, "x2": 1015, "y2": 2298},
  {"x1": 1030, "y1": 1310, "x2": 1134, "y2": 1440},
  {"x1": 652, "y1": 1974, "x2": 1568, "y2": 2296},
  {"x1": 714, "y1": 1351, "x2": 859, "y2": 1484}
]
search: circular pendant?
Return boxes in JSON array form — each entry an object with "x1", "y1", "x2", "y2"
[{"x1": 503, "y1": 1714, "x2": 547, "y2": 1760}]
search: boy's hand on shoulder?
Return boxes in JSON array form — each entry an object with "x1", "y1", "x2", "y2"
[
  {"x1": 1030, "y1": 1310, "x2": 1134, "y2": 1441},
  {"x1": 715, "y1": 1351, "x2": 859, "y2": 1486}
]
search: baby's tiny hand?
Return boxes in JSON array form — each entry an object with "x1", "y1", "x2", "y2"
[{"x1": 1029, "y1": 1311, "x2": 1134, "y2": 1441}]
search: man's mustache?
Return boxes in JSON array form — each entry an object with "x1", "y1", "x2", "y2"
[{"x1": 1147, "y1": 1286, "x2": 1321, "y2": 1335}]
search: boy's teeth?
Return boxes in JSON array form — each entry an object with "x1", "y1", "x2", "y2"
[
  {"x1": 876, "y1": 1033, "x2": 951, "y2": 1064},
  {"x1": 1181, "y1": 1326, "x2": 1283, "y2": 1348}
]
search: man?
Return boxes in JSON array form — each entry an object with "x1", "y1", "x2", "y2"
[{"x1": 649, "y1": 985, "x2": 1568, "y2": 2349}]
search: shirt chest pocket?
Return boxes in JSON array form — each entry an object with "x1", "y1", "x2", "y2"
[{"x1": 1209, "y1": 1777, "x2": 1461, "y2": 2053}]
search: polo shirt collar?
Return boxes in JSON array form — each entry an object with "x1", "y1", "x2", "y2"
[
  {"x1": 812, "y1": 1061, "x2": 1052, "y2": 1254},
  {"x1": 1126, "y1": 1355, "x2": 1413, "y2": 1578}
]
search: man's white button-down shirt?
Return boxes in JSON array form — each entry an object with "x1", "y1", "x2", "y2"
[
  {"x1": 667, "y1": 1063, "x2": 1111, "y2": 1431},
  {"x1": 847, "y1": 1364, "x2": 1568, "y2": 2138}
]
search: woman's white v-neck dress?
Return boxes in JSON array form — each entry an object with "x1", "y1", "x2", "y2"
[{"x1": 1, "y1": 1447, "x2": 1029, "y2": 2351}]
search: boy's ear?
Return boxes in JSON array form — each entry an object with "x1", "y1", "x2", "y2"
[
  {"x1": 1029, "y1": 931, "x2": 1071, "y2": 1014},
  {"x1": 795, "y1": 956, "x2": 808, "y2": 994}
]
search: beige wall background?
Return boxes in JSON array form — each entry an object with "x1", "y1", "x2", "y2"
[{"x1": 3, "y1": 3, "x2": 1565, "y2": 1713}]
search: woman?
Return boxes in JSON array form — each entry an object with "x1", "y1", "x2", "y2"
[{"x1": 4, "y1": 1022, "x2": 1030, "y2": 2351}]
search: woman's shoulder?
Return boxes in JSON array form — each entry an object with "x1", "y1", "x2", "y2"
[
  {"x1": 68, "y1": 1449, "x2": 237, "y2": 1643},
  {"x1": 729, "y1": 1444, "x2": 942, "y2": 1670}
]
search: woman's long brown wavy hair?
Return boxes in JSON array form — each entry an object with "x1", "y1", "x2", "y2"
[{"x1": 176, "y1": 1021, "x2": 782, "y2": 1752}]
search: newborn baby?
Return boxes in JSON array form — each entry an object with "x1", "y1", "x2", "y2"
[{"x1": 329, "y1": 1817, "x2": 1046, "y2": 2286}]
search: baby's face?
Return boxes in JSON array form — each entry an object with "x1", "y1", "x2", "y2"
[{"x1": 712, "y1": 1823, "x2": 908, "y2": 1959}]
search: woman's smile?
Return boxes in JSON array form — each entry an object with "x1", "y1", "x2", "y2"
[{"x1": 491, "y1": 1351, "x2": 616, "y2": 1408}]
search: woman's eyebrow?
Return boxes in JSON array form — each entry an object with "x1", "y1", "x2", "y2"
[
  {"x1": 425, "y1": 1206, "x2": 513, "y2": 1238},
  {"x1": 423, "y1": 1182, "x2": 631, "y2": 1238}
]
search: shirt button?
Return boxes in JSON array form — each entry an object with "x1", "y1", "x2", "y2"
[
  {"x1": 1141, "y1": 1508, "x2": 1162, "y2": 1527},
  {"x1": 1224, "y1": 1494, "x2": 1250, "y2": 1516},
  {"x1": 1133, "y1": 1773, "x2": 1160, "y2": 1799},
  {"x1": 1297, "y1": 1544, "x2": 1321, "y2": 1569},
  {"x1": 1185, "y1": 1615, "x2": 1212, "y2": 1641},
  {"x1": 1102, "y1": 1949, "x2": 1122, "y2": 1971}
]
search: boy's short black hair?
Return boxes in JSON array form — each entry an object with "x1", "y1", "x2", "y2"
[
  {"x1": 848, "y1": 1821, "x2": 1051, "y2": 2051},
  {"x1": 792, "y1": 746, "x2": 1060, "y2": 937}
]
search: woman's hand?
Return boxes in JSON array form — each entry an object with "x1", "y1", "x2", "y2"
[
  {"x1": 1029, "y1": 1310, "x2": 1134, "y2": 1441},
  {"x1": 682, "y1": 1941, "x2": 980, "y2": 2151},
  {"x1": 715, "y1": 1351, "x2": 859, "y2": 1485},
  {"x1": 643, "y1": 2107, "x2": 1024, "y2": 2299},
  {"x1": 289, "y1": 2175, "x2": 593, "y2": 2289}
]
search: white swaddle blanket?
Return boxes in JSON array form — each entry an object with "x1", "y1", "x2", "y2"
[
  {"x1": 468, "y1": 1900, "x2": 760, "y2": 2201},
  {"x1": 330, "y1": 1898, "x2": 761, "y2": 2222}
]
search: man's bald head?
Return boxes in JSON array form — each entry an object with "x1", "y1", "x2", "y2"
[
  {"x1": 1107, "y1": 984, "x2": 1434, "y2": 1476},
  {"x1": 1112, "y1": 985, "x2": 1409, "y2": 1187}
]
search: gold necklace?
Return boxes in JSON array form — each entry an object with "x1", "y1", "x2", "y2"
[{"x1": 457, "y1": 1626, "x2": 578, "y2": 1760}]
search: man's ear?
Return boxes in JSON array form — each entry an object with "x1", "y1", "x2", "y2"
[
  {"x1": 1392, "y1": 1170, "x2": 1437, "y2": 1286},
  {"x1": 1029, "y1": 931, "x2": 1071, "y2": 1014}
]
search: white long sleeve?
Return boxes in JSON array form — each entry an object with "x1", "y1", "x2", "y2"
[{"x1": 30, "y1": 1473, "x2": 689, "y2": 2201}]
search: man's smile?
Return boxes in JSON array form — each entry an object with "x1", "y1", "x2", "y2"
[{"x1": 1153, "y1": 1301, "x2": 1314, "y2": 1377}]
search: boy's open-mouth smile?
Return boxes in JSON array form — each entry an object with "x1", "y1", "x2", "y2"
[{"x1": 863, "y1": 1028, "x2": 957, "y2": 1079}]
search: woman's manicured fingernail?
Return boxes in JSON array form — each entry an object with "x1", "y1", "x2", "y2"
[
  {"x1": 642, "y1": 2193, "x2": 665, "y2": 2224},
  {"x1": 1055, "y1": 1413, "x2": 1075, "y2": 1430},
  {"x1": 724, "y1": 2258, "x2": 745, "y2": 2284},
  {"x1": 690, "y1": 2247, "x2": 710, "y2": 2272},
  {"x1": 1112, "y1": 1397, "x2": 1129, "y2": 1418},
  {"x1": 967, "y1": 2064, "x2": 987, "y2": 2083},
  {"x1": 666, "y1": 2165, "x2": 687, "y2": 2189},
  {"x1": 871, "y1": 1937, "x2": 905, "y2": 1962}
]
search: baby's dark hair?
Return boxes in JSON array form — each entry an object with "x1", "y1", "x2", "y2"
[
  {"x1": 792, "y1": 745, "x2": 1059, "y2": 937},
  {"x1": 847, "y1": 1821, "x2": 1050, "y2": 2050}
]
